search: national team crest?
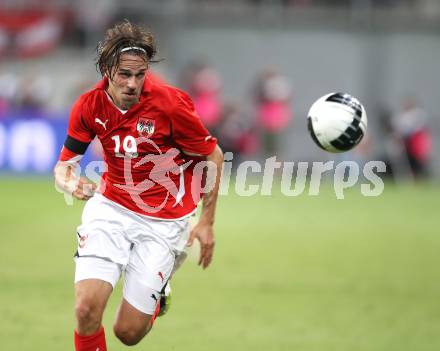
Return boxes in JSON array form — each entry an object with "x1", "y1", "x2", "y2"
[{"x1": 137, "y1": 117, "x2": 155, "y2": 137}]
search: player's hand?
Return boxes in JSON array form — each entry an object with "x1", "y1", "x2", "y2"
[
  {"x1": 72, "y1": 177, "x2": 97, "y2": 201},
  {"x1": 187, "y1": 222, "x2": 215, "y2": 269}
]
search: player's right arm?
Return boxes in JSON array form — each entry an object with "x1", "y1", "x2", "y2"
[{"x1": 54, "y1": 96, "x2": 97, "y2": 201}]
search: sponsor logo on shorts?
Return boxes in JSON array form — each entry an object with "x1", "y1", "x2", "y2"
[
  {"x1": 151, "y1": 293, "x2": 158, "y2": 302},
  {"x1": 158, "y1": 271, "x2": 164, "y2": 283}
]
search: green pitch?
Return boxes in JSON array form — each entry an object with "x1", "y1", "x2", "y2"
[{"x1": 1, "y1": 178, "x2": 439, "y2": 351}]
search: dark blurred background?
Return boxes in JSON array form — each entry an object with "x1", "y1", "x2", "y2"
[{"x1": 0, "y1": 0, "x2": 439, "y2": 181}]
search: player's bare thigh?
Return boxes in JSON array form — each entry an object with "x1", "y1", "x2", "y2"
[
  {"x1": 75, "y1": 279, "x2": 113, "y2": 335},
  {"x1": 113, "y1": 298, "x2": 153, "y2": 346}
]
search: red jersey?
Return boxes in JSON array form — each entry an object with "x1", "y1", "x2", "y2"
[{"x1": 61, "y1": 76, "x2": 217, "y2": 219}]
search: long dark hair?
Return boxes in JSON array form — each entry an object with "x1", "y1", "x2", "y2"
[{"x1": 96, "y1": 20, "x2": 159, "y2": 80}]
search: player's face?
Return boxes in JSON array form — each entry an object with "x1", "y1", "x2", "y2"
[{"x1": 107, "y1": 54, "x2": 148, "y2": 110}]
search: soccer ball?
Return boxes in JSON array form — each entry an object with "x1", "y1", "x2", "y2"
[{"x1": 307, "y1": 92, "x2": 367, "y2": 153}]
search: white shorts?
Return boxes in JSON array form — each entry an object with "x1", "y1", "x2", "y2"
[{"x1": 74, "y1": 193, "x2": 190, "y2": 315}]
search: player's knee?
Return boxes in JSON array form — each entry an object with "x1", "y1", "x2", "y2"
[
  {"x1": 75, "y1": 300, "x2": 101, "y2": 330},
  {"x1": 113, "y1": 325, "x2": 146, "y2": 346}
]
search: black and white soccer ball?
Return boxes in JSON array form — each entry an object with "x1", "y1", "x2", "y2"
[{"x1": 307, "y1": 92, "x2": 368, "y2": 153}]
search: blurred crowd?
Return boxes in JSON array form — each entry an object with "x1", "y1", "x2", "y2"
[
  {"x1": 0, "y1": 1, "x2": 435, "y2": 180},
  {"x1": 0, "y1": 62, "x2": 294, "y2": 163},
  {"x1": 378, "y1": 98, "x2": 432, "y2": 180},
  {"x1": 0, "y1": 73, "x2": 55, "y2": 117},
  {"x1": 179, "y1": 63, "x2": 433, "y2": 180},
  {"x1": 1, "y1": 59, "x2": 433, "y2": 180},
  {"x1": 179, "y1": 62, "x2": 293, "y2": 163}
]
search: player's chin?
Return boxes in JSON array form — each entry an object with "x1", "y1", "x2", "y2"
[{"x1": 121, "y1": 94, "x2": 139, "y2": 107}]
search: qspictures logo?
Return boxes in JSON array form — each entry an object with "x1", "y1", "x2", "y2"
[{"x1": 55, "y1": 137, "x2": 386, "y2": 210}]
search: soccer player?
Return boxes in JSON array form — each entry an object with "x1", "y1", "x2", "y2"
[{"x1": 54, "y1": 20, "x2": 223, "y2": 350}]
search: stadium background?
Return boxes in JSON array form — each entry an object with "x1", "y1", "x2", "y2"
[{"x1": 1, "y1": 1, "x2": 439, "y2": 350}]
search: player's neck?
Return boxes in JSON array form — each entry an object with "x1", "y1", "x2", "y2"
[{"x1": 105, "y1": 90, "x2": 129, "y2": 114}]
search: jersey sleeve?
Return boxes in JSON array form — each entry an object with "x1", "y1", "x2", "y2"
[
  {"x1": 61, "y1": 96, "x2": 96, "y2": 160},
  {"x1": 171, "y1": 91, "x2": 217, "y2": 157}
]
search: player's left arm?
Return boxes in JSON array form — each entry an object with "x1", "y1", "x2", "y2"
[
  {"x1": 187, "y1": 144, "x2": 224, "y2": 269},
  {"x1": 54, "y1": 96, "x2": 97, "y2": 201}
]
